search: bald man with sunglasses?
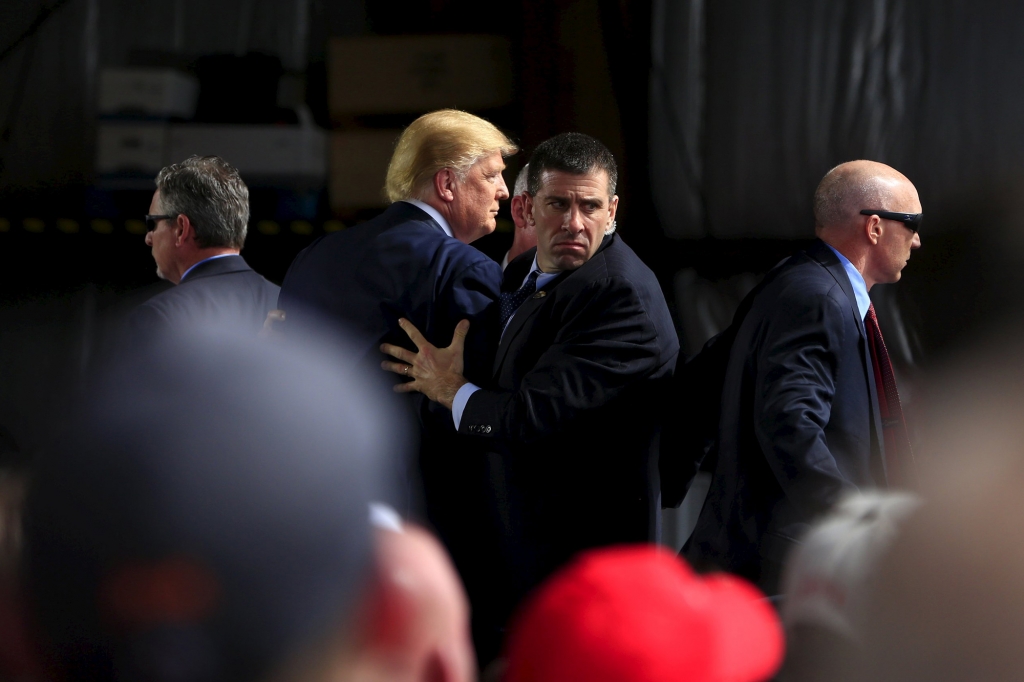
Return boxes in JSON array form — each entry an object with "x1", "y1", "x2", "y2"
[{"x1": 684, "y1": 160, "x2": 922, "y2": 595}]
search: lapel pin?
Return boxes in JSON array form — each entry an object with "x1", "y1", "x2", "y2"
[{"x1": 532, "y1": 291, "x2": 547, "y2": 299}]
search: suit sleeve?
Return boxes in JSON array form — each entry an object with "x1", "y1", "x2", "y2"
[
  {"x1": 439, "y1": 258, "x2": 502, "y2": 386},
  {"x1": 753, "y1": 285, "x2": 854, "y2": 519},
  {"x1": 458, "y1": 276, "x2": 664, "y2": 443}
]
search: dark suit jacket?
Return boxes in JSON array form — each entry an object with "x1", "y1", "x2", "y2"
[
  {"x1": 128, "y1": 255, "x2": 280, "y2": 340},
  {"x1": 277, "y1": 202, "x2": 502, "y2": 384},
  {"x1": 459, "y1": 233, "x2": 679, "y2": 623},
  {"x1": 686, "y1": 239, "x2": 884, "y2": 593},
  {"x1": 276, "y1": 201, "x2": 502, "y2": 536}
]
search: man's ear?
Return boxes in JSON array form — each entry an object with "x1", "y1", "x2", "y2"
[
  {"x1": 432, "y1": 169, "x2": 458, "y2": 203},
  {"x1": 510, "y1": 195, "x2": 526, "y2": 228},
  {"x1": 523, "y1": 193, "x2": 536, "y2": 226},
  {"x1": 865, "y1": 214, "x2": 882, "y2": 245},
  {"x1": 174, "y1": 214, "x2": 195, "y2": 248},
  {"x1": 608, "y1": 195, "x2": 619, "y2": 224}
]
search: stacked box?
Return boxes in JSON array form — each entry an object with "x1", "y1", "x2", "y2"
[
  {"x1": 95, "y1": 66, "x2": 328, "y2": 192},
  {"x1": 328, "y1": 130, "x2": 401, "y2": 208},
  {"x1": 95, "y1": 122, "x2": 168, "y2": 175},
  {"x1": 169, "y1": 125, "x2": 326, "y2": 183},
  {"x1": 328, "y1": 35, "x2": 513, "y2": 117},
  {"x1": 98, "y1": 68, "x2": 200, "y2": 119},
  {"x1": 326, "y1": 34, "x2": 514, "y2": 213}
]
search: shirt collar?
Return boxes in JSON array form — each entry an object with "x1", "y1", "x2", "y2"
[
  {"x1": 523, "y1": 255, "x2": 560, "y2": 291},
  {"x1": 180, "y1": 253, "x2": 236, "y2": 283},
  {"x1": 403, "y1": 199, "x2": 453, "y2": 239},
  {"x1": 825, "y1": 243, "x2": 872, "y2": 321}
]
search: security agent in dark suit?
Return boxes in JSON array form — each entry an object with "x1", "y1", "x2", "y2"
[
  {"x1": 685, "y1": 160, "x2": 922, "y2": 594},
  {"x1": 130, "y1": 156, "x2": 279, "y2": 339},
  {"x1": 381, "y1": 133, "x2": 679, "y2": 657}
]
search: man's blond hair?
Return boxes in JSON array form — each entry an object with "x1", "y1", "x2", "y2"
[{"x1": 385, "y1": 109, "x2": 518, "y2": 203}]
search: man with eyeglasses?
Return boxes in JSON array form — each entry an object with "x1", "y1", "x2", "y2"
[
  {"x1": 684, "y1": 160, "x2": 922, "y2": 596},
  {"x1": 130, "y1": 156, "x2": 279, "y2": 341}
]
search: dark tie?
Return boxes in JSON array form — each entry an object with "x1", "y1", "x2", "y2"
[
  {"x1": 499, "y1": 270, "x2": 540, "y2": 330},
  {"x1": 864, "y1": 304, "x2": 914, "y2": 487}
]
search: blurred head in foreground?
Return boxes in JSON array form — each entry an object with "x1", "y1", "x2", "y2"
[
  {"x1": 856, "y1": 330, "x2": 1024, "y2": 682},
  {"x1": 503, "y1": 546, "x2": 783, "y2": 682},
  {"x1": 353, "y1": 510, "x2": 476, "y2": 682},
  {"x1": 779, "y1": 491, "x2": 921, "y2": 682},
  {"x1": 23, "y1": 326, "x2": 405, "y2": 682}
]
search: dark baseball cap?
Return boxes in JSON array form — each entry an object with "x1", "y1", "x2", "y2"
[{"x1": 24, "y1": 325, "x2": 408, "y2": 682}]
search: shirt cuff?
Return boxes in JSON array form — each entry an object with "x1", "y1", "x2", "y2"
[{"x1": 452, "y1": 382, "x2": 481, "y2": 430}]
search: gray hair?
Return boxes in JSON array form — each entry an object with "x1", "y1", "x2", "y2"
[
  {"x1": 155, "y1": 156, "x2": 249, "y2": 249},
  {"x1": 513, "y1": 163, "x2": 529, "y2": 196}
]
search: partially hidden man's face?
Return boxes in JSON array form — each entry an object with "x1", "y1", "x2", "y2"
[
  {"x1": 145, "y1": 189, "x2": 176, "y2": 281},
  {"x1": 527, "y1": 169, "x2": 618, "y2": 273},
  {"x1": 448, "y1": 151, "x2": 509, "y2": 244}
]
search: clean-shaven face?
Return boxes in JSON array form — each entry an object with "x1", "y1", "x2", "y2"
[
  {"x1": 447, "y1": 151, "x2": 509, "y2": 244},
  {"x1": 529, "y1": 169, "x2": 618, "y2": 272},
  {"x1": 875, "y1": 181, "x2": 923, "y2": 285}
]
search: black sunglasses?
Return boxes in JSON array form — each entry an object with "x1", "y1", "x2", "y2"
[
  {"x1": 859, "y1": 209, "x2": 922, "y2": 232},
  {"x1": 144, "y1": 214, "x2": 175, "y2": 232}
]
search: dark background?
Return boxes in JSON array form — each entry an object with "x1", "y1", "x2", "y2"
[{"x1": 3, "y1": 0, "x2": 1024, "y2": 460}]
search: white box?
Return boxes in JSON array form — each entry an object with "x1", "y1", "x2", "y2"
[
  {"x1": 95, "y1": 122, "x2": 168, "y2": 174},
  {"x1": 99, "y1": 68, "x2": 199, "y2": 119},
  {"x1": 167, "y1": 124, "x2": 327, "y2": 181}
]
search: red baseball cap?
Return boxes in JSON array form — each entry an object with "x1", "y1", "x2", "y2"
[{"x1": 503, "y1": 545, "x2": 784, "y2": 682}]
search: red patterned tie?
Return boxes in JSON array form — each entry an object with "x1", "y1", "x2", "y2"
[{"x1": 864, "y1": 304, "x2": 914, "y2": 487}]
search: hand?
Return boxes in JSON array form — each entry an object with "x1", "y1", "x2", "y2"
[
  {"x1": 381, "y1": 319, "x2": 470, "y2": 410},
  {"x1": 259, "y1": 309, "x2": 286, "y2": 339}
]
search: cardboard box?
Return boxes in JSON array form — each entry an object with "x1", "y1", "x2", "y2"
[
  {"x1": 95, "y1": 122, "x2": 168, "y2": 174},
  {"x1": 329, "y1": 35, "x2": 513, "y2": 117},
  {"x1": 98, "y1": 68, "x2": 199, "y2": 119},
  {"x1": 328, "y1": 130, "x2": 401, "y2": 210},
  {"x1": 167, "y1": 124, "x2": 327, "y2": 182}
]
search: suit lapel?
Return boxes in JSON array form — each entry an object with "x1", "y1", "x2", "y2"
[
  {"x1": 491, "y1": 235, "x2": 615, "y2": 376},
  {"x1": 502, "y1": 248, "x2": 536, "y2": 293},
  {"x1": 807, "y1": 241, "x2": 864, "y2": 341},
  {"x1": 492, "y1": 270, "x2": 570, "y2": 376},
  {"x1": 807, "y1": 240, "x2": 885, "y2": 465}
]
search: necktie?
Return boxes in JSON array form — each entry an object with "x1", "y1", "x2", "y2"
[
  {"x1": 864, "y1": 304, "x2": 915, "y2": 487},
  {"x1": 499, "y1": 270, "x2": 540, "y2": 331}
]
